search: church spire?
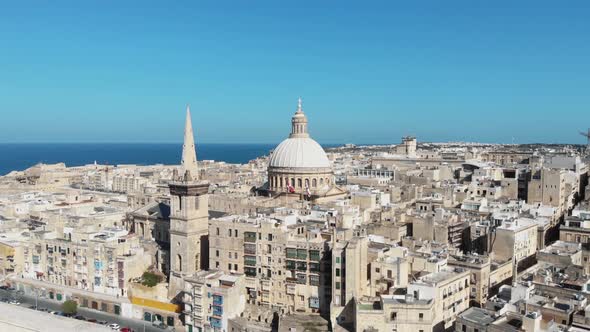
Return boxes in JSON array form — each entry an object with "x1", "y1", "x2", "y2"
[
  {"x1": 290, "y1": 97, "x2": 309, "y2": 138},
  {"x1": 181, "y1": 104, "x2": 199, "y2": 180}
]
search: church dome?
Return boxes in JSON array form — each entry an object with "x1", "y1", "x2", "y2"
[
  {"x1": 269, "y1": 136, "x2": 331, "y2": 169},
  {"x1": 268, "y1": 98, "x2": 331, "y2": 170}
]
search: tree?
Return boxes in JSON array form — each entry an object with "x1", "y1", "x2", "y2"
[
  {"x1": 141, "y1": 271, "x2": 162, "y2": 287},
  {"x1": 62, "y1": 300, "x2": 77, "y2": 315}
]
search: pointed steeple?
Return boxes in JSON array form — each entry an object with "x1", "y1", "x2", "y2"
[{"x1": 181, "y1": 104, "x2": 199, "y2": 180}]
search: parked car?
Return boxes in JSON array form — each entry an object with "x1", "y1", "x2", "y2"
[
  {"x1": 37, "y1": 307, "x2": 48, "y2": 312},
  {"x1": 109, "y1": 323, "x2": 121, "y2": 330},
  {"x1": 9, "y1": 300, "x2": 21, "y2": 305},
  {"x1": 119, "y1": 328, "x2": 133, "y2": 332},
  {"x1": 74, "y1": 315, "x2": 86, "y2": 321},
  {"x1": 87, "y1": 318, "x2": 97, "y2": 323},
  {"x1": 0, "y1": 285, "x2": 8, "y2": 290},
  {"x1": 50, "y1": 311, "x2": 59, "y2": 315},
  {"x1": 97, "y1": 320, "x2": 109, "y2": 325}
]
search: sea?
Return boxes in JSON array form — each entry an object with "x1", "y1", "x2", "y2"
[{"x1": 0, "y1": 143, "x2": 341, "y2": 176}]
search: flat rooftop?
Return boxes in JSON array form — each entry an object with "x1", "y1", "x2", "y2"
[{"x1": 459, "y1": 307, "x2": 496, "y2": 326}]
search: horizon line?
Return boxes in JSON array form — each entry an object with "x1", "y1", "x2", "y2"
[{"x1": 0, "y1": 141, "x2": 587, "y2": 146}]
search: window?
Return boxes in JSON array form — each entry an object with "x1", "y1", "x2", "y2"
[
  {"x1": 310, "y1": 262, "x2": 320, "y2": 272},
  {"x1": 268, "y1": 234, "x2": 273, "y2": 241},
  {"x1": 244, "y1": 267, "x2": 256, "y2": 277},
  {"x1": 297, "y1": 249, "x2": 307, "y2": 259},
  {"x1": 234, "y1": 229, "x2": 238, "y2": 237},
  {"x1": 234, "y1": 264, "x2": 238, "y2": 271},
  {"x1": 244, "y1": 232, "x2": 256, "y2": 243},
  {"x1": 310, "y1": 250, "x2": 320, "y2": 261},
  {"x1": 462, "y1": 325, "x2": 466, "y2": 332},
  {"x1": 215, "y1": 261, "x2": 219, "y2": 268},
  {"x1": 387, "y1": 270, "x2": 392, "y2": 278},
  {"x1": 335, "y1": 282, "x2": 340, "y2": 290},
  {"x1": 375, "y1": 268, "x2": 380, "y2": 273},
  {"x1": 215, "y1": 250, "x2": 219, "y2": 257},
  {"x1": 391, "y1": 312, "x2": 397, "y2": 320},
  {"x1": 335, "y1": 257, "x2": 340, "y2": 264},
  {"x1": 244, "y1": 255, "x2": 257, "y2": 266},
  {"x1": 310, "y1": 275, "x2": 320, "y2": 286},
  {"x1": 286, "y1": 248, "x2": 297, "y2": 259},
  {"x1": 335, "y1": 268, "x2": 340, "y2": 277},
  {"x1": 228, "y1": 264, "x2": 232, "y2": 270},
  {"x1": 228, "y1": 229, "x2": 232, "y2": 237},
  {"x1": 419, "y1": 313, "x2": 423, "y2": 321}
]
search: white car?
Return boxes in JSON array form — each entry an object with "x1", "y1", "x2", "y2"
[
  {"x1": 109, "y1": 323, "x2": 120, "y2": 330},
  {"x1": 9, "y1": 300, "x2": 20, "y2": 305}
]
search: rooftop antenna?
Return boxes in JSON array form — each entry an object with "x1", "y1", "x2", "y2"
[{"x1": 580, "y1": 128, "x2": 590, "y2": 152}]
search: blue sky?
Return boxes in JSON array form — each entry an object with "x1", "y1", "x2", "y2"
[{"x1": 0, "y1": 1, "x2": 589, "y2": 144}]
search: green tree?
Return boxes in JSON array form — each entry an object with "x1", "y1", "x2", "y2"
[
  {"x1": 62, "y1": 300, "x2": 77, "y2": 315},
  {"x1": 141, "y1": 271, "x2": 162, "y2": 287}
]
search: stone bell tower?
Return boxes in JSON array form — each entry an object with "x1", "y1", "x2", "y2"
[{"x1": 168, "y1": 105, "x2": 209, "y2": 297}]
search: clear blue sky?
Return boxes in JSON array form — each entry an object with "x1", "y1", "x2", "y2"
[{"x1": 1, "y1": 1, "x2": 589, "y2": 144}]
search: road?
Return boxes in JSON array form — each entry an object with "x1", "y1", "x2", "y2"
[{"x1": 0, "y1": 289, "x2": 175, "y2": 332}]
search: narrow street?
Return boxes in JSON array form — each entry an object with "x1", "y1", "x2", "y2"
[{"x1": 0, "y1": 289, "x2": 175, "y2": 332}]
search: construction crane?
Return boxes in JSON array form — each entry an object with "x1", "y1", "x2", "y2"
[{"x1": 580, "y1": 128, "x2": 590, "y2": 152}]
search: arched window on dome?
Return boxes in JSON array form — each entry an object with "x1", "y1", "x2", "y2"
[
  {"x1": 291, "y1": 178, "x2": 295, "y2": 187},
  {"x1": 305, "y1": 179, "x2": 309, "y2": 188},
  {"x1": 280, "y1": 178, "x2": 283, "y2": 188},
  {"x1": 297, "y1": 178, "x2": 302, "y2": 188},
  {"x1": 320, "y1": 178, "x2": 324, "y2": 186},
  {"x1": 312, "y1": 179, "x2": 317, "y2": 188}
]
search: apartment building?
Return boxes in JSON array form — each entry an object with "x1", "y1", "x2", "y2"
[
  {"x1": 183, "y1": 270, "x2": 246, "y2": 332},
  {"x1": 208, "y1": 214, "x2": 332, "y2": 315},
  {"x1": 408, "y1": 267, "x2": 471, "y2": 331},
  {"x1": 491, "y1": 218, "x2": 538, "y2": 263},
  {"x1": 24, "y1": 228, "x2": 149, "y2": 297},
  {"x1": 447, "y1": 254, "x2": 491, "y2": 306}
]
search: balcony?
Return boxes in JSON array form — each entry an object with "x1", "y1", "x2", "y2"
[
  {"x1": 244, "y1": 232, "x2": 257, "y2": 243},
  {"x1": 212, "y1": 306, "x2": 223, "y2": 317},
  {"x1": 244, "y1": 255, "x2": 257, "y2": 267},
  {"x1": 212, "y1": 295, "x2": 223, "y2": 306}
]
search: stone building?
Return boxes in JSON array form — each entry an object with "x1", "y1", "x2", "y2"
[
  {"x1": 23, "y1": 228, "x2": 149, "y2": 298},
  {"x1": 491, "y1": 218, "x2": 538, "y2": 263},
  {"x1": 448, "y1": 253, "x2": 491, "y2": 307},
  {"x1": 408, "y1": 267, "x2": 471, "y2": 331},
  {"x1": 266, "y1": 98, "x2": 346, "y2": 202},
  {"x1": 183, "y1": 270, "x2": 246, "y2": 332},
  {"x1": 208, "y1": 214, "x2": 332, "y2": 315}
]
